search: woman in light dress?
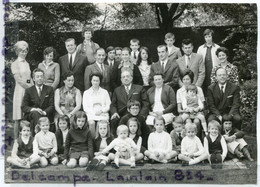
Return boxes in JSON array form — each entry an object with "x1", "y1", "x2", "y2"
[{"x1": 11, "y1": 41, "x2": 33, "y2": 140}]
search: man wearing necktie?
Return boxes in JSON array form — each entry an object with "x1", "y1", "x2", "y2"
[
  {"x1": 150, "y1": 45, "x2": 179, "y2": 93},
  {"x1": 177, "y1": 38, "x2": 205, "y2": 88},
  {"x1": 110, "y1": 68, "x2": 149, "y2": 136},
  {"x1": 59, "y1": 38, "x2": 89, "y2": 92},
  {"x1": 207, "y1": 67, "x2": 242, "y2": 129},
  {"x1": 84, "y1": 48, "x2": 111, "y2": 93},
  {"x1": 22, "y1": 68, "x2": 55, "y2": 136}
]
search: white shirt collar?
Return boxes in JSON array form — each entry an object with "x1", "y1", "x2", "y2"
[
  {"x1": 160, "y1": 58, "x2": 168, "y2": 65},
  {"x1": 218, "y1": 83, "x2": 227, "y2": 92},
  {"x1": 124, "y1": 84, "x2": 132, "y2": 90},
  {"x1": 68, "y1": 51, "x2": 77, "y2": 62},
  {"x1": 17, "y1": 57, "x2": 26, "y2": 62}
]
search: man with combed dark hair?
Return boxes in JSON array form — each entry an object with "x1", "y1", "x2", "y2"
[
  {"x1": 150, "y1": 45, "x2": 179, "y2": 93},
  {"x1": 177, "y1": 38, "x2": 205, "y2": 88},
  {"x1": 22, "y1": 68, "x2": 55, "y2": 136},
  {"x1": 59, "y1": 38, "x2": 88, "y2": 92}
]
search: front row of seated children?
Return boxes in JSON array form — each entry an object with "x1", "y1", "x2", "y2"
[{"x1": 7, "y1": 111, "x2": 253, "y2": 170}]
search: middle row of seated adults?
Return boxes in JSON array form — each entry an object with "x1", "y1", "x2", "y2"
[{"x1": 21, "y1": 63, "x2": 241, "y2": 142}]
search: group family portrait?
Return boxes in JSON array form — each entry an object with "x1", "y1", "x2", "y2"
[{"x1": 3, "y1": 2, "x2": 258, "y2": 185}]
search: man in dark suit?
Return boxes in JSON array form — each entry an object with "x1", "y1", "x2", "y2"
[
  {"x1": 110, "y1": 68, "x2": 149, "y2": 135},
  {"x1": 84, "y1": 48, "x2": 111, "y2": 93},
  {"x1": 177, "y1": 38, "x2": 205, "y2": 88},
  {"x1": 150, "y1": 45, "x2": 179, "y2": 93},
  {"x1": 59, "y1": 38, "x2": 88, "y2": 92},
  {"x1": 21, "y1": 68, "x2": 54, "y2": 136},
  {"x1": 207, "y1": 67, "x2": 242, "y2": 129}
]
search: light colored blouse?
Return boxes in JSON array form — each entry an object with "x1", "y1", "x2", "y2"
[
  {"x1": 138, "y1": 62, "x2": 151, "y2": 86},
  {"x1": 148, "y1": 131, "x2": 172, "y2": 154},
  {"x1": 83, "y1": 87, "x2": 111, "y2": 120},
  {"x1": 153, "y1": 87, "x2": 164, "y2": 112}
]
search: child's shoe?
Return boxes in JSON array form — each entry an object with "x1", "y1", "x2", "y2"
[
  {"x1": 86, "y1": 159, "x2": 99, "y2": 171},
  {"x1": 181, "y1": 161, "x2": 189, "y2": 166},
  {"x1": 242, "y1": 147, "x2": 254, "y2": 162},
  {"x1": 96, "y1": 163, "x2": 106, "y2": 171}
]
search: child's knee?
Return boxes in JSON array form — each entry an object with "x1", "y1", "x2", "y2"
[
  {"x1": 144, "y1": 150, "x2": 150, "y2": 157},
  {"x1": 194, "y1": 118, "x2": 200, "y2": 124},
  {"x1": 50, "y1": 157, "x2": 59, "y2": 165},
  {"x1": 67, "y1": 159, "x2": 77, "y2": 168},
  {"x1": 178, "y1": 154, "x2": 184, "y2": 160},
  {"x1": 79, "y1": 157, "x2": 88, "y2": 167},
  {"x1": 40, "y1": 157, "x2": 48, "y2": 167},
  {"x1": 108, "y1": 153, "x2": 115, "y2": 160}
]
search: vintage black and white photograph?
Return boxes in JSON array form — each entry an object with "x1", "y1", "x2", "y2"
[{"x1": 3, "y1": 1, "x2": 258, "y2": 185}]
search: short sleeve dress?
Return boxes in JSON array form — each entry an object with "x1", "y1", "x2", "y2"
[{"x1": 11, "y1": 58, "x2": 33, "y2": 120}]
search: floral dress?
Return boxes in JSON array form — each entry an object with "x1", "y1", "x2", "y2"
[{"x1": 211, "y1": 62, "x2": 239, "y2": 85}]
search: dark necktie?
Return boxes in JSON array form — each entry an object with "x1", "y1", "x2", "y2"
[
  {"x1": 38, "y1": 86, "x2": 42, "y2": 97},
  {"x1": 134, "y1": 52, "x2": 136, "y2": 59},
  {"x1": 126, "y1": 86, "x2": 130, "y2": 95},
  {"x1": 220, "y1": 85, "x2": 224, "y2": 99},
  {"x1": 69, "y1": 55, "x2": 73, "y2": 70},
  {"x1": 161, "y1": 62, "x2": 165, "y2": 72},
  {"x1": 179, "y1": 133, "x2": 182, "y2": 142},
  {"x1": 187, "y1": 56, "x2": 191, "y2": 68}
]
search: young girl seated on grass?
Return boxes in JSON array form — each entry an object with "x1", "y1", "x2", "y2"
[
  {"x1": 98, "y1": 125, "x2": 137, "y2": 168},
  {"x1": 63, "y1": 111, "x2": 93, "y2": 168},
  {"x1": 204, "y1": 120, "x2": 227, "y2": 169},
  {"x1": 34, "y1": 117, "x2": 59, "y2": 167},
  {"x1": 221, "y1": 114, "x2": 253, "y2": 161},
  {"x1": 86, "y1": 120, "x2": 114, "y2": 171},
  {"x1": 127, "y1": 117, "x2": 144, "y2": 162},
  {"x1": 7, "y1": 120, "x2": 40, "y2": 168},
  {"x1": 178, "y1": 122, "x2": 207, "y2": 166},
  {"x1": 55, "y1": 115, "x2": 70, "y2": 163},
  {"x1": 145, "y1": 116, "x2": 177, "y2": 163}
]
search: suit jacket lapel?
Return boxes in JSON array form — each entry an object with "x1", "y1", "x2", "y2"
[
  {"x1": 120, "y1": 85, "x2": 128, "y2": 100},
  {"x1": 39, "y1": 85, "x2": 47, "y2": 106},
  {"x1": 164, "y1": 60, "x2": 171, "y2": 72},
  {"x1": 188, "y1": 53, "x2": 195, "y2": 68},
  {"x1": 72, "y1": 53, "x2": 80, "y2": 70},
  {"x1": 150, "y1": 87, "x2": 155, "y2": 105},
  {"x1": 179, "y1": 56, "x2": 186, "y2": 70},
  {"x1": 94, "y1": 63, "x2": 102, "y2": 73},
  {"x1": 33, "y1": 86, "x2": 41, "y2": 102},
  {"x1": 64, "y1": 54, "x2": 70, "y2": 70},
  {"x1": 160, "y1": 85, "x2": 165, "y2": 104},
  {"x1": 128, "y1": 85, "x2": 136, "y2": 99},
  {"x1": 223, "y1": 82, "x2": 231, "y2": 101}
]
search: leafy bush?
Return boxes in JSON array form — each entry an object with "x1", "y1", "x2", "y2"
[{"x1": 240, "y1": 79, "x2": 257, "y2": 134}]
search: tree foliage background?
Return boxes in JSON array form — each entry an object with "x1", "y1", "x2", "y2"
[{"x1": 5, "y1": 3, "x2": 257, "y2": 134}]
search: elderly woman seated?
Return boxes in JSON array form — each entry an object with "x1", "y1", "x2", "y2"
[{"x1": 146, "y1": 72, "x2": 176, "y2": 132}]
